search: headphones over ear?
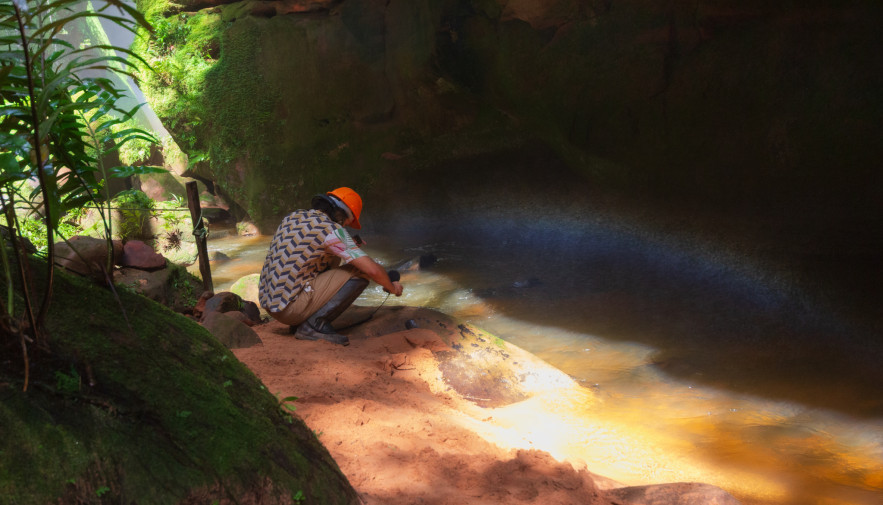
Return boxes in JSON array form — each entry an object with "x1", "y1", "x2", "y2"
[
  {"x1": 331, "y1": 206, "x2": 347, "y2": 225},
  {"x1": 311, "y1": 194, "x2": 349, "y2": 225}
]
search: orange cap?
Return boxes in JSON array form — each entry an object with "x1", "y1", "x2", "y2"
[{"x1": 327, "y1": 187, "x2": 362, "y2": 229}]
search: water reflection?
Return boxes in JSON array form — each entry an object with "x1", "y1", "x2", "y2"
[{"x1": 201, "y1": 223, "x2": 883, "y2": 505}]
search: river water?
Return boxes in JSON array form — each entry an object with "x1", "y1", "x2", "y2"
[{"x1": 201, "y1": 214, "x2": 882, "y2": 505}]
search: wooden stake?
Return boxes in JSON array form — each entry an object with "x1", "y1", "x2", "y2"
[{"x1": 186, "y1": 181, "x2": 213, "y2": 293}]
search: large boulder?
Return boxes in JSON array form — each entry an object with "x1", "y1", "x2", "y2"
[
  {"x1": 120, "y1": 240, "x2": 166, "y2": 270},
  {"x1": 54, "y1": 236, "x2": 123, "y2": 281},
  {"x1": 229, "y1": 273, "x2": 261, "y2": 310},
  {"x1": 113, "y1": 264, "x2": 203, "y2": 313},
  {"x1": 114, "y1": 266, "x2": 173, "y2": 303},
  {"x1": 334, "y1": 305, "x2": 579, "y2": 408},
  {"x1": 201, "y1": 310, "x2": 262, "y2": 349},
  {"x1": 155, "y1": 235, "x2": 199, "y2": 267},
  {"x1": 133, "y1": 167, "x2": 187, "y2": 202},
  {"x1": 2, "y1": 259, "x2": 358, "y2": 504}
]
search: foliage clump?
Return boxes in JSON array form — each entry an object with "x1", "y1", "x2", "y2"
[
  {"x1": 1, "y1": 0, "x2": 165, "y2": 389},
  {"x1": 133, "y1": 1, "x2": 225, "y2": 155},
  {"x1": 110, "y1": 188, "x2": 155, "y2": 239}
]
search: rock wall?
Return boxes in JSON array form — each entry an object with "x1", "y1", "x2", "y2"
[{"x1": 134, "y1": 0, "x2": 882, "y2": 233}]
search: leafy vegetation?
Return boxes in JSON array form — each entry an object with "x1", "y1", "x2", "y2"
[
  {"x1": 109, "y1": 188, "x2": 154, "y2": 239},
  {"x1": 113, "y1": 116, "x2": 156, "y2": 165},
  {"x1": 0, "y1": 0, "x2": 159, "y2": 390},
  {"x1": 133, "y1": 1, "x2": 223, "y2": 154},
  {"x1": 168, "y1": 262, "x2": 197, "y2": 307}
]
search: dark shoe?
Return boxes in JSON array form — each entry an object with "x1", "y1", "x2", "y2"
[
  {"x1": 293, "y1": 277, "x2": 368, "y2": 346},
  {"x1": 294, "y1": 320, "x2": 350, "y2": 346},
  {"x1": 288, "y1": 325, "x2": 298, "y2": 334}
]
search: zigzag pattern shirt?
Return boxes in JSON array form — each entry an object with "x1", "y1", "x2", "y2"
[{"x1": 258, "y1": 209, "x2": 365, "y2": 312}]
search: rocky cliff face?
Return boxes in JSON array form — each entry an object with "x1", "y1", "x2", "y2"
[{"x1": 134, "y1": 0, "x2": 882, "y2": 234}]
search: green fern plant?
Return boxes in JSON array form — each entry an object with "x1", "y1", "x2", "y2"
[{"x1": 0, "y1": 0, "x2": 159, "y2": 391}]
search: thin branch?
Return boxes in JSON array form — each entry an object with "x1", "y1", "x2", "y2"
[
  {"x1": 2, "y1": 191, "x2": 34, "y2": 392},
  {"x1": 13, "y1": 1, "x2": 53, "y2": 340}
]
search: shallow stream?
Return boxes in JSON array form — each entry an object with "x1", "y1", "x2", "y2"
[{"x1": 200, "y1": 216, "x2": 882, "y2": 505}]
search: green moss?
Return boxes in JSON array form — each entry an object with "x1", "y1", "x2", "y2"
[
  {"x1": 201, "y1": 17, "x2": 273, "y2": 169},
  {"x1": 135, "y1": 0, "x2": 172, "y2": 20},
  {"x1": 196, "y1": 14, "x2": 388, "y2": 225},
  {"x1": 165, "y1": 261, "x2": 200, "y2": 307},
  {"x1": 134, "y1": 2, "x2": 225, "y2": 155},
  {"x1": 134, "y1": 1, "x2": 525, "y2": 227},
  {"x1": 1, "y1": 259, "x2": 358, "y2": 504}
]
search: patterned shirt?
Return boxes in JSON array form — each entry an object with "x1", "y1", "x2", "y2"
[{"x1": 258, "y1": 209, "x2": 366, "y2": 312}]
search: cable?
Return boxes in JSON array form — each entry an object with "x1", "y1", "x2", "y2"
[
  {"x1": 335, "y1": 269, "x2": 399, "y2": 331},
  {"x1": 335, "y1": 291, "x2": 390, "y2": 331}
]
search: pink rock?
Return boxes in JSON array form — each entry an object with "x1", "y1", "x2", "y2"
[
  {"x1": 120, "y1": 240, "x2": 166, "y2": 270},
  {"x1": 54, "y1": 236, "x2": 122, "y2": 281}
]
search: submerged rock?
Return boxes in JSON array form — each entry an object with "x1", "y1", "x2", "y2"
[
  {"x1": 606, "y1": 482, "x2": 742, "y2": 505},
  {"x1": 210, "y1": 251, "x2": 232, "y2": 263},
  {"x1": 512, "y1": 277, "x2": 542, "y2": 289},
  {"x1": 389, "y1": 253, "x2": 439, "y2": 272}
]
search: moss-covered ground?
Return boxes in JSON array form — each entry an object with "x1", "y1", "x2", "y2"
[{"x1": 0, "y1": 256, "x2": 358, "y2": 504}]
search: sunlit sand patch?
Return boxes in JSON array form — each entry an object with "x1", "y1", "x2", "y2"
[
  {"x1": 448, "y1": 381, "x2": 790, "y2": 504},
  {"x1": 409, "y1": 319, "x2": 792, "y2": 503}
]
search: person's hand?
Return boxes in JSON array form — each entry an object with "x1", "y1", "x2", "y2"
[{"x1": 384, "y1": 281, "x2": 403, "y2": 297}]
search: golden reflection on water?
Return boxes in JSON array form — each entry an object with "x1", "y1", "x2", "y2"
[{"x1": 206, "y1": 233, "x2": 883, "y2": 505}]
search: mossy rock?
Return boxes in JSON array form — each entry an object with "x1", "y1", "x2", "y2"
[
  {"x1": 0, "y1": 259, "x2": 359, "y2": 504},
  {"x1": 229, "y1": 273, "x2": 261, "y2": 307},
  {"x1": 77, "y1": 206, "x2": 152, "y2": 243},
  {"x1": 135, "y1": 169, "x2": 188, "y2": 202},
  {"x1": 157, "y1": 238, "x2": 199, "y2": 266}
]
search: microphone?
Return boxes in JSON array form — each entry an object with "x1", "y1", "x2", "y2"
[{"x1": 387, "y1": 270, "x2": 400, "y2": 282}]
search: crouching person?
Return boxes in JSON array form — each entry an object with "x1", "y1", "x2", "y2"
[{"x1": 258, "y1": 187, "x2": 403, "y2": 346}]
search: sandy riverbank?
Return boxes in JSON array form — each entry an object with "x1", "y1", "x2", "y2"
[{"x1": 232, "y1": 305, "x2": 740, "y2": 505}]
